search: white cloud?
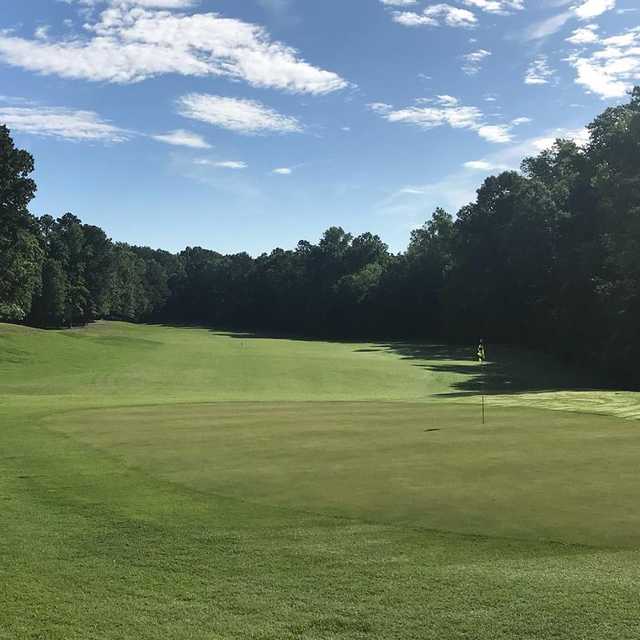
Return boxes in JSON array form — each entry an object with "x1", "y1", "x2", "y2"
[
  {"x1": 125, "y1": 1, "x2": 196, "y2": 6},
  {"x1": 393, "y1": 4, "x2": 477, "y2": 28},
  {"x1": 529, "y1": 127, "x2": 589, "y2": 151},
  {"x1": 566, "y1": 23, "x2": 600, "y2": 44},
  {"x1": 525, "y1": 55, "x2": 555, "y2": 84},
  {"x1": 425, "y1": 4, "x2": 478, "y2": 26},
  {"x1": 464, "y1": 159, "x2": 507, "y2": 170},
  {"x1": 380, "y1": 0, "x2": 417, "y2": 5},
  {"x1": 436, "y1": 94, "x2": 459, "y2": 106},
  {"x1": 0, "y1": 4, "x2": 347, "y2": 94},
  {"x1": 461, "y1": 0, "x2": 524, "y2": 14},
  {"x1": 567, "y1": 26, "x2": 640, "y2": 98},
  {"x1": 477, "y1": 124, "x2": 513, "y2": 143},
  {"x1": 0, "y1": 105, "x2": 129, "y2": 142},
  {"x1": 462, "y1": 48, "x2": 491, "y2": 75},
  {"x1": 34, "y1": 25, "x2": 51, "y2": 40},
  {"x1": 369, "y1": 95, "x2": 527, "y2": 144},
  {"x1": 195, "y1": 158, "x2": 247, "y2": 169},
  {"x1": 399, "y1": 187, "x2": 428, "y2": 195},
  {"x1": 379, "y1": 98, "x2": 483, "y2": 130},
  {"x1": 573, "y1": 0, "x2": 615, "y2": 20},
  {"x1": 72, "y1": 1, "x2": 199, "y2": 7},
  {"x1": 368, "y1": 102, "x2": 394, "y2": 114},
  {"x1": 272, "y1": 167, "x2": 293, "y2": 174},
  {"x1": 152, "y1": 129, "x2": 211, "y2": 148},
  {"x1": 392, "y1": 11, "x2": 438, "y2": 25},
  {"x1": 524, "y1": 11, "x2": 573, "y2": 40},
  {"x1": 177, "y1": 94, "x2": 302, "y2": 135},
  {"x1": 214, "y1": 160, "x2": 247, "y2": 169}
]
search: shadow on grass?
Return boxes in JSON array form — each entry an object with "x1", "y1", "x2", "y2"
[
  {"x1": 363, "y1": 342, "x2": 606, "y2": 397},
  {"x1": 152, "y1": 322, "x2": 610, "y2": 398}
]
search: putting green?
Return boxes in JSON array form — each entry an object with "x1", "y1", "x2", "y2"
[{"x1": 47, "y1": 401, "x2": 640, "y2": 548}]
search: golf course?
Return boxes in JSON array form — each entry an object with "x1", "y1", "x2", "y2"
[{"x1": 2, "y1": 320, "x2": 640, "y2": 639}]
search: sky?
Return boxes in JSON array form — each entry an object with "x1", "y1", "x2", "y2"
[{"x1": 1, "y1": 0, "x2": 639, "y2": 255}]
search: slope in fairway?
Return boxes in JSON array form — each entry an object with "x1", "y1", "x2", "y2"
[{"x1": 2, "y1": 321, "x2": 640, "y2": 640}]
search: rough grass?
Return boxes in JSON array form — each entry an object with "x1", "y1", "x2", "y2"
[{"x1": 2, "y1": 321, "x2": 640, "y2": 639}]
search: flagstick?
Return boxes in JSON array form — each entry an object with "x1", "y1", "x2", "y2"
[{"x1": 477, "y1": 339, "x2": 486, "y2": 425}]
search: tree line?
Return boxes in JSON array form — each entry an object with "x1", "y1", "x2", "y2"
[{"x1": 2, "y1": 89, "x2": 640, "y2": 385}]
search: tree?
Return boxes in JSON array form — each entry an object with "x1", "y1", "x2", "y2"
[
  {"x1": 30, "y1": 258, "x2": 67, "y2": 327},
  {"x1": 449, "y1": 172, "x2": 562, "y2": 343},
  {"x1": 0, "y1": 126, "x2": 43, "y2": 321},
  {"x1": 404, "y1": 208, "x2": 455, "y2": 337}
]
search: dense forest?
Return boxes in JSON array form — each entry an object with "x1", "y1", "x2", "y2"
[{"x1": 2, "y1": 89, "x2": 640, "y2": 385}]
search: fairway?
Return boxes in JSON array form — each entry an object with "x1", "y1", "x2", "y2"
[{"x1": 2, "y1": 321, "x2": 640, "y2": 639}]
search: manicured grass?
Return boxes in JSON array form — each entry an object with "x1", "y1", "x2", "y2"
[{"x1": 2, "y1": 321, "x2": 640, "y2": 639}]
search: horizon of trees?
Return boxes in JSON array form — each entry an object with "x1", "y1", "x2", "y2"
[{"x1": 2, "y1": 88, "x2": 640, "y2": 385}]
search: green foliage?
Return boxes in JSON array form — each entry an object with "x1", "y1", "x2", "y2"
[
  {"x1": 0, "y1": 125, "x2": 43, "y2": 320},
  {"x1": 30, "y1": 258, "x2": 67, "y2": 327}
]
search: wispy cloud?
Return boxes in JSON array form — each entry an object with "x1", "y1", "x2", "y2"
[
  {"x1": 462, "y1": 48, "x2": 491, "y2": 75},
  {"x1": 523, "y1": 11, "x2": 573, "y2": 40},
  {"x1": 272, "y1": 167, "x2": 293, "y2": 175},
  {"x1": 477, "y1": 124, "x2": 513, "y2": 143},
  {"x1": 523, "y1": 0, "x2": 615, "y2": 41},
  {"x1": 392, "y1": 4, "x2": 477, "y2": 28},
  {"x1": 177, "y1": 94, "x2": 302, "y2": 135},
  {"x1": 195, "y1": 158, "x2": 248, "y2": 169},
  {"x1": 461, "y1": 0, "x2": 524, "y2": 15},
  {"x1": 369, "y1": 95, "x2": 528, "y2": 144},
  {"x1": 0, "y1": 105, "x2": 129, "y2": 142},
  {"x1": 60, "y1": 0, "x2": 198, "y2": 5},
  {"x1": 528, "y1": 126, "x2": 589, "y2": 151},
  {"x1": 82, "y1": 1, "x2": 199, "y2": 7},
  {"x1": 525, "y1": 55, "x2": 556, "y2": 85},
  {"x1": 567, "y1": 26, "x2": 640, "y2": 98},
  {"x1": 0, "y1": 4, "x2": 347, "y2": 94},
  {"x1": 464, "y1": 159, "x2": 508, "y2": 170},
  {"x1": 152, "y1": 129, "x2": 211, "y2": 148}
]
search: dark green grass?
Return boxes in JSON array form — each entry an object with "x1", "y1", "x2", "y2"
[{"x1": 2, "y1": 321, "x2": 640, "y2": 639}]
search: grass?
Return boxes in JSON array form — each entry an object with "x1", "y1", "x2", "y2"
[{"x1": 2, "y1": 320, "x2": 640, "y2": 639}]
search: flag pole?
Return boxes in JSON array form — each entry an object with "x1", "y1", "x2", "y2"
[
  {"x1": 477, "y1": 339, "x2": 486, "y2": 425},
  {"x1": 482, "y1": 368, "x2": 485, "y2": 425}
]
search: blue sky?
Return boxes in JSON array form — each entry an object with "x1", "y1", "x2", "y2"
[{"x1": 1, "y1": 0, "x2": 638, "y2": 254}]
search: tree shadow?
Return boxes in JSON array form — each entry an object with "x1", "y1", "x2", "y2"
[
  {"x1": 153, "y1": 323, "x2": 612, "y2": 397},
  {"x1": 354, "y1": 342, "x2": 609, "y2": 396}
]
